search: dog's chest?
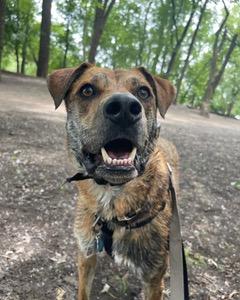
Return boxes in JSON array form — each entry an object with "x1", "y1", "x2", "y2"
[
  {"x1": 90, "y1": 183, "x2": 122, "y2": 219},
  {"x1": 112, "y1": 223, "x2": 166, "y2": 275},
  {"x1": 77, "y1": 182, "x2": 168, "y2": 274}
]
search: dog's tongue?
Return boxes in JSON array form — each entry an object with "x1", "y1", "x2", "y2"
[{"x1": 107, "y1": 150, "x2": 130, "y2": 159}]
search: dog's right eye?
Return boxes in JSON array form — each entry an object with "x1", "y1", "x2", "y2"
[
  {"x1": 137, "y1": 86, "x2": 151, "y2": 100},
  {"x1": 79, "y1": 84, "x2": 95, "y2": 98}
]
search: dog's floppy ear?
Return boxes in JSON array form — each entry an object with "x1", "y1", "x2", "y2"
[
  {"x1": 153, "y1": 76, "x2": 176, "y2": 118},
  {"x1": 138, "y1": 67, "x2": 176, "y2": 118},
  {"x1": 47, "y1": 62, "x2": 92, "y2": 109}
]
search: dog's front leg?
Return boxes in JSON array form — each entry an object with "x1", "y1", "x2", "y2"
[
  {"x1": 142, "y1": 265, "x2": 167, "y2": 300},
  {"x1": 143, "y1": 278, "x2": 164, "y2": 300},
  {"x1": 77, "y1": 252, "x2": 97, "y2": 300}
]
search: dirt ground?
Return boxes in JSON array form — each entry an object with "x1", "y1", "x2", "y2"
[{"x1": 0, "y1": 72, "x2": 239, "y2": 300}]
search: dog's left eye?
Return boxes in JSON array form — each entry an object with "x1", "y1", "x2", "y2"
[
  {"x1": 79, "y1": 84, "x2": 95, "y2": 98},
  {"x1": 137, "y1": 86, "x2": 150, "y2": 100}
]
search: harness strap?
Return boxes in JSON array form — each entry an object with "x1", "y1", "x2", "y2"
[
  {"x1": 168, "y1": 163, "x2": 189, "y2": 300},
  {"x1": 112, "y1": 202, "x2": 166, "y2": 229}
]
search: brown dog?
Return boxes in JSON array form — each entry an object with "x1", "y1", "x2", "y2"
[{"x1": 47, "y1": 63, "x2": 179, "y2": 300}]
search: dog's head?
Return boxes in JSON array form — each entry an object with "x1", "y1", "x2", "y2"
[{"x1": 48, "y1": 63, "x2": 175, "y2": 185}]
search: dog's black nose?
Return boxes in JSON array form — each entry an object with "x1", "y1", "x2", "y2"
[{"x1": 103, "y1": 93, "x2": 142, "y2": 126}]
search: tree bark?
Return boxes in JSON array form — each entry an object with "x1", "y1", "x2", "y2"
[
  {"x1": 175, "y1": 0, "x2": 209, "y2": 102},
  {"x1": 37, "y1": 0, "x2": 52, "y2": 77},
  {"x1": 0, "y1": 0, "x2": 5, "y2": 79},
  {"x1": 88, "y1": 0, "x2": 115, "y2": 63}
]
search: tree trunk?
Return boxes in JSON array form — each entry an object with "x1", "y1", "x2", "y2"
[
  {"x1": 82, "y1": 14, "x2": 88, "y2": 61},
  {"x1": 200, "y1": 34, "x2": 238, "y2": 117},
  {"x1": 151, "y1": 24, "x2": 164, "y2": 73},
  {"x1": 200, "y1": 5, "x2": 229, "y2": 117},
  {"x1": 165, "y1": 2, "x2": 196, "y2": 78},
  {"x1": 21, "y1": 14, "x2": 30, "y2": 74},
  {"x1": 200, "y1": 8, "x2": 238, "y2": 119},
  {"x1": 226, "y1": 99, "x2": 235, "y2": 117},
  {"x1": 170, "y1": 0, "x2": 179, "y2": 42},
  {"x1": 63, "y1": 22, "x2": 70, "y2": 68},
  {"x1": 15, "y1": 39, "x2": 20, "y2": 73},
  {"x1": 21, "y1": 46, "x2": 26, "y2": 74},
  {"x1": 137, "y1": 1, "x2": 152, "y2": 66},
  {"x1": 151, "y1": 10, "x2": 169, "y2": 73},
  {"x1": 15, "y1": 0, "x2": 20, "y2": 73},
  {"x1": 37, "y1": 0, "x2": 52, "y2": 78},
  {"x1": 160, "y1": 45, "x2": 169, "y2": 75},
  {"x1": 175, "y1": 0, "x2": 209, "y2": 102},
  {"x1": 88, "y1": 0, "x2": 115, "y2": 63},
  {"x1": 151, "y1": 46, "x2": 162, "y2": 73},
  {"x1": 14, "y1": 46, "x2": 20, "y2": 72},
  {"x1": 0, "y1": 0, "x2": 6, "y2": 79}
]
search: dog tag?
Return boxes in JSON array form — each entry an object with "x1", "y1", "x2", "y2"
[{"x1": 95, "y1": 233, "x2": 104, "y2": 252}]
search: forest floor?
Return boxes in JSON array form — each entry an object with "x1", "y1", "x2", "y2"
[{"x1": 0, "y1": 72, "x2": 239, "y2": 300}]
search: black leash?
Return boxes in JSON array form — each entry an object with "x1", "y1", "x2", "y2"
[
  {"x1": 183, "y1": 244, "x2": 190, "y2": 299},
  {"x1": 167, "y1": 163, "x2": 189, "y2": 300}
]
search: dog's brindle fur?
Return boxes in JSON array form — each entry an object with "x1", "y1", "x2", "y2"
[{"x1": 48, "y1": 63, "x2": 179, "y2": 300}]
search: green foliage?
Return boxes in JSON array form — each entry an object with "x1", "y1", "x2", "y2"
[
  {"x1": 185, "y1": 247, "x2": 207, "y2": 267},
  {"x1": 4, "y1": 0, "x2": 37, "y2": 73},
  {"x1": 231, "y1": 180, "x2": 240, "y2": 190},
  {"x1": 1, "y1": 0, "x2": 240, "y2": 117}
]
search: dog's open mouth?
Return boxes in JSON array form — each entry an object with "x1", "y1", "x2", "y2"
[
  {"x1": 101, "y1": 139, "x2": 137, "y2": 167},
  {"x1": 81, "y1": 138, "x2": 139, "y2": 184}
]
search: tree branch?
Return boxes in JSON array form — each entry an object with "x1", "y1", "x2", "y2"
[
  {"x1": 214, "y1": 33, "x2": 238, "y2": 87},
  {"x1": 104, "y1": 0, "x2": 115, "y2": 19}
]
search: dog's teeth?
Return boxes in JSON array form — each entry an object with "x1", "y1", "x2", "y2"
[
  {"x1": 101, "y1": 147, "x2": 114, "y2": 165},
  {"x1": 101, "y1": 147, "x2": 109, "y2": 163},
  {"x1": 101, "y1": 147, "x2": 136, "y2": 166},
  {"x1": 129, "y1": 147, "x2": 137, "y2": 161}
]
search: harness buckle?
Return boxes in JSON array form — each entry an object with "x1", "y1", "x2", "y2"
[{"x1": 117, "y1": 214, "x2": 135, "y2": 222}]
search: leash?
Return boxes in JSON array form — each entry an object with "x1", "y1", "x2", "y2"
[
  {"x1": 67, "y1": 163, "x2": 189, "y2": 300},
  {"x1": 167, "y1": 163, "x2": 189, "y2": 300}
]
